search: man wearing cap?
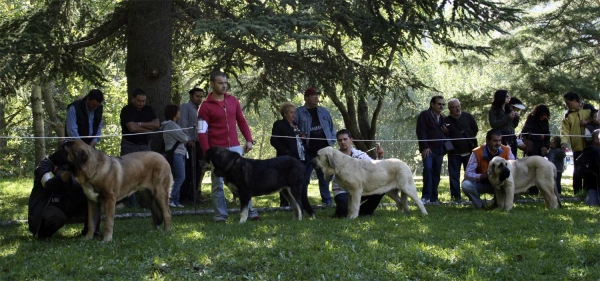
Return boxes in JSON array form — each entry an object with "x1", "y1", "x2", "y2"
[{"x1": 295, "y1": 87, "x2": 336, "y2": 207}]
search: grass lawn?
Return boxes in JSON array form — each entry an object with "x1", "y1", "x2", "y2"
[{"x1": 1, "y1": 175, "x2": 599, "y2": 280}]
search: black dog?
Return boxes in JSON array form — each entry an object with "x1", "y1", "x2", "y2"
[{"x1": 200, "y1": 146, "x2": 315, "y2": 222}]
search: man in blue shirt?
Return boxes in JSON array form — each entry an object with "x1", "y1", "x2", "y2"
[
  {"x1": 295, "y1": 87, "x2": 336, "y2": 206},
  {"x1": 65, "y1": 89, "x2": 104, "y2": 147}
]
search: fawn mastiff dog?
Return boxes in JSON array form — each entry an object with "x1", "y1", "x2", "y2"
[
  {"x1": 487, "y1": 156, "x2": 560, "y2": 211},
  {"x1": 200, "y1": 146, "x2": 316, "y2": 223},
  {"x1": 60, "y1": 140, "x2": 173, "y2": 242},
  {"x1": 311, "y1": 147, "x2": 428, "y2": 218}
]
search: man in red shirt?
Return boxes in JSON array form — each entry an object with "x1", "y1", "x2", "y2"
[{"x1": 198, "y1": 71, "x2": 259, "y2": 222}]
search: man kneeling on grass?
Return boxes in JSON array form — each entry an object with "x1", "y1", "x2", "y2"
[
  {"x1": 332, "y1": 129, "x2": 385, "y2": 217},
  {"x1": 28, "y1": 149, "x2": 98, "y2": 238}
]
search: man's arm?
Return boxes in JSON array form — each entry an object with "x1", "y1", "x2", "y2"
[
  {"x1": 464, "y1": 153, "x2": 481, "y2": 182},
  {"x1": 125, "y1": 119, "x2": 159, "y2": 133},
  {"x1": 325, "y1": 109, "x2": 336, "y2": 146},
  {"x1": 65, "y1": 105, "x2": 80, "y2": 138},
  {"x1": 198, "y1": 105, "x2": 210, "y2": 155},
  {"x1": 235, "y1": 100, "x2": 253, "y2": 143},
  {"x1": 91, "y1": 119, "x2": 103, "y2": 146},
  {"x1": 415, "y1": 112, "x2": 429, "y2": 153}
]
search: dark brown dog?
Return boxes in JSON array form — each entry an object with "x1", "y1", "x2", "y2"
[{"x1": 60, "y1": 140, "x2": 173, "y2": 242}]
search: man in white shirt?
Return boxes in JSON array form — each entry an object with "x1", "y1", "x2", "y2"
[{"x1": 332, "y1": 129, "x2": 385, "y2": 217}]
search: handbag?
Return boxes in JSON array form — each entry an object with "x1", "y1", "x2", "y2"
[{"x1": 443, "y1": 140, "x2": 454, "y2": 151}]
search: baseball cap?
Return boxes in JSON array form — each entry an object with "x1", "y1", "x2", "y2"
[{"x1": 304, "y1": 87, "x2": 321, "y2": 96}]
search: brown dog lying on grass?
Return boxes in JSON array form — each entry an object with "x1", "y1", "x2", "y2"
[{"x1": 58, "y1": 140, "x2": 173, "y2": 242}]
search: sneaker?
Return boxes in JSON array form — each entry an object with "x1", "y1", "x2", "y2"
[
  {"x1": 421, "y1": 198, "x2": 430, "y2": 203},
  {"x1": 115, "y1": 203, "x2": 125, "y2": 210},
  {"x1": 250, "y1": 216, "x2": 261, "y2": 221},
  {"x1": 324, "y1": 202, "x2": 334, "y2": 207},
  {"x1": 176, "y1": 203, "x2": 185, "y2": 208},
  {"x1": 169, "y1": 202, "x2": 177, "y2": 208}
]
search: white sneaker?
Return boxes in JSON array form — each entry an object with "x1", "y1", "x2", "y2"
[
  {"x1": 176, "y1": 203, "x2": 185, "y2": 208},
  {"x1": 169, "y1": 202, "x2": 177, "y2": 208}
]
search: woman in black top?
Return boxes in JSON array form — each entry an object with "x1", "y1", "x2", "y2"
[
  {"x1": 488, "y1": 89, "x2": 520, "y2": 158},
  {"x1": 270, "y1": 102, "x2": 305, "y2": 206}
]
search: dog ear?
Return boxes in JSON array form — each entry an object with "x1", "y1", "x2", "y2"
[
  {"x1": 326, "y1": 153, "x2": 336, "y2": 168},
  {"x1": 72, "y1": 146, "x2": 89, "y2": 166}
]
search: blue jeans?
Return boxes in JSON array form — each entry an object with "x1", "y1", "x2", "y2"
[
  {"x1": 448, "y1": 154, "x2": 470, "y2": 199},
  {"x1": 462, "y1": 180, "x2": 495, "y2": 208},
  {"x1": 304, "y1": 153, "x2": 332, "y2": 205},
  {"x1": 210, "y1": 146, "x2": 258, "y2": 221},
  {"x1": 421, "y1": 149, "x2": 443, "y2": 202},
  {"x1": 170, "y1": 153, "x2": 185, "y2": 205}
]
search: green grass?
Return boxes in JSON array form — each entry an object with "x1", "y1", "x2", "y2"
[{"x1": 1, "y1": 176, "x2": 599, "y2": 280}]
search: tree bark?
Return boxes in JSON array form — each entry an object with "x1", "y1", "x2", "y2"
[
  {"x1": 41, "y1": 82, "x2": 65, "y2": 138},
  {"x1": 31, "y1": 83, "x2": 45, "y2": 164},
  {"x1": 0, "y1": 102, "x2": 6, "y2": 149},
  {"x1": 125, "y1": 0, "x2": 174, "y2": 152}
]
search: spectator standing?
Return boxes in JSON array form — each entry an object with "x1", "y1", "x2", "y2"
[
  {"x1": 561, "y1": 91, "x2": 595, "y2": 195},
  {"x1": 546, "y1": 136, "x2": 566, "y2": 195},
  {"x1": 119, "y1": 88, "x2": 160, "y2": 207},
  {"x1": 576, "y1": 129, "x2": 600, "y2": 206},
  {"x1": 295, "y1": 87, "x2": 336, "y2": 207},
  {"x1": 177, "y1": 88, "x2": 205, "y2": 203},
  {"x1": 444, "y1": 98, "x2": 479, "y2": 202},
  {"x1": 198, "y1": 71, "x2": 259, "y2": 222},
  {"x1": 462, "y1": 130, "x2": 515, "y2": 209},
  {"x1": 489, "y1": 90, "x2": 520, "y2": 158},
  {"x1": 65, "y1": 89, "x2": 104, "y2": 147},
  {"x1": 270, "y1": 102, "x2": 306, "y2": 207},
  {"x1": 162, "y1": 104, "x2": 189, "y2": 208},
  {"x1": 332, "y1": 129, "x2": 385, "y2": 217},
  {"x1": 416, "y1": 96, "x2": 448, "y2": 204},
  {"x1": 520, "y1": 104, "x2": 551, "y2": 157}
]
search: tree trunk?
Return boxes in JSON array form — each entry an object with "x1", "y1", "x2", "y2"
[
  {"x1": 125, "y1": 0, "x2": 173, "y2": 152},
  {"x1": 31, "y1": 84, "x2": 45, "y2": 164},
  {"x1": 41, "y1": 81, "x2": 65, "y2": 139},
  {"x1": 0, "y1": 102, "x2": 6, "y2": 149}
]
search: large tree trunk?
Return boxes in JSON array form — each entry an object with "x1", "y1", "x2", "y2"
[
  {"x1": 125, "y1": 0, "x2": 173, "y2": 152},
  {"x1": 31, "y1": 83, "x2": 45, "y2": 164},
  {"x1": 41, "y1": 82, "x2": 65, "y2": 139}
]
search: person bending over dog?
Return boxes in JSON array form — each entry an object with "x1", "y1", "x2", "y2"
[
  {"x1": 332, "y1": 129, "x2": 385, "y2": 217},
  {"x1": 462, "y1": 130, "x2": 515, "y2": 209},
  {"x1": 28, "y1": 149, "x2": 99, "y2": 238}
]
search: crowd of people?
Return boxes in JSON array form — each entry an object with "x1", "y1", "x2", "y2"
[{"x1": 27, "y1": 72, "x2": 600, "y2": 238}]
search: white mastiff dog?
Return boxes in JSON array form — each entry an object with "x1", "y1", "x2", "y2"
[
  {"x1": 312, "y1": 147, "x2": 428, "y2": 218},
  {"x1": 487, "y1": 156, "x2": 560, "y2": 211}
]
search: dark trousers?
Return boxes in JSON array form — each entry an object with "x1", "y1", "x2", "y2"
[
  {"x1": 181, "y1": 141, "x2": 204, "y2": 203},
  {"x1": 573, "y1": 150, "x2": 583, "y2": 194},
  {"x1": 448, "y1": 154, "x2": 470, "y2": 199},
  {"x1": 555, "y1": 171, "x2": 563, "y2": 195},
  {"x1": 303, "y1": 154, "x2": 332, "y2": 205},
  {"x1": 422, "y1": 149, "x2": 444, "y2": 202},
  {"x1": 334, "y1": 193, "x2": 385, "y2": 217},
  {"x1": 37, "y1": 205, "x2": 67, "y2": 238}
]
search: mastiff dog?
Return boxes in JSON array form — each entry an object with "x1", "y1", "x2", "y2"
[
  {"x1": 487, "y1": 156, "x2": 560, "y2": 211},
  {"x1": 312, "y1": 147, "x2": 428, "y2": 219},
  {"x1": 200, "y1": 146, "x2": 315, "y2": 223},
  {"x1": 59, "y1": 140, "x2": 173, "y2": 242}
]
